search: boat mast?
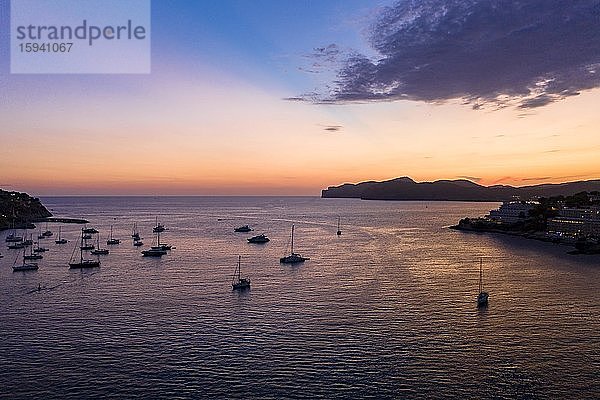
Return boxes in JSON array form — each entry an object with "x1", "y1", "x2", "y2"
[
  {"x1": 238, "y1": 255, "x2": 241, "y2": 281},
  {"x1": 337, "y1": 217, "x2": 340, "y2": 231},
  {"x1": 80, "y1": 229, "x2": 84, "y2": 263},
  {"x1": 479, "y1": 258, "x2": 483, "y2": 293},
  {"x1": 291, "y1": 224, "x2": 294, "y2": 254}
]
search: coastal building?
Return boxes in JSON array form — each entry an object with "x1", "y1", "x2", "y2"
[
  {"x1": 547, "y1": 207, "x2": 600, "y2": 238},
  {"x1": 488, "y1": 201, "x2": 536, "y2": 224}
]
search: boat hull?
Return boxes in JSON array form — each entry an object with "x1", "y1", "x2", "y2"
[
  {"x1": 477, "y1": 292, "x2": 489, "y2": 307},
  {"x1": 69, "y1": 261, "x2": 100, "y2": 269},
  {"x1": 279, "y1": 254, "x2": 308, "y2": 264},
  {"x1": 13, "y1": 264, "x2": 39, "y2": 272}
]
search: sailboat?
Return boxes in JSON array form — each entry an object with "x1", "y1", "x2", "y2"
[
  {"x1": 153, "y1": 217, "x2": 166, "y2": 233},
  {"x1": 13, "y1": 247, "x2": 39, "y2": 271},
  {"x1": 232, "y1": 255, "x2": 250, "y2": 290},
  {"x1": 141, "y1": 229, "x2": 167, "y2": 257},
  {"x1": 22, "y1": 229, "x2": 33, "y2": 246},
  {"x1": 336, "y1": 217, "x2": 342, "y2": 236},
  {"x1": 83, "y1": 226, "x2": 99, "y2": 234},
  {"x1": 280, "y1": 224, "x2": 308, "y2": 264},
  {"x1": 55, "y1": 226, "x2": 67, "y2": 244},
  {"x1": 24, "y1": 243, "x2": 43, "y2": 260},
  {"x1": 477, "y1": 258, "x2": 489, "y2": 307},
  {"x1": 5, "y1": 209, "x2": 23, "y2": 243},
  {"x1": 32, "y1": 238, "x2": 48, "y2": 253},
  {"x1": 69, "y1": 230, "x2": 100, "y2": 269},
  {"x1": 131, "y1": 223, "x2": 141, "y2": 240},
  {"x1": 7, "y1": 240, "x2": 25, "y2": 249},
  {"x1": 234, "y1": 225, "x2": 253, "y2": 233},
  {"x1": 79, "y1": 228, "x2": 95, "y2": 250},
  {"x1": 42, "y1": 222, "x2": 53, "y2": 237},
  {"x1": 91, "y1": 233, "x2": 109, "y2": 255},
  {"x1": 106, "y1": 225, "x2": 121, "y2": 245}
]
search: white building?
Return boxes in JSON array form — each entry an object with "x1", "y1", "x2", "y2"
[
  {"x1": 488, "y1": 201, "x2": 536, "y2": 224},
  {"x1": 547, "y1": 207, "x2": 600, "y2": 237}
]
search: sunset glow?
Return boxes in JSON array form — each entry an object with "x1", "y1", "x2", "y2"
[{"x1": 1, "y1": 0, "x2": 599, "y2": 195}]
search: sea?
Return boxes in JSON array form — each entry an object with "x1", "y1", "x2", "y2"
[{"x1": 1, "y1": 196, "x2": 599, "y2": 399}]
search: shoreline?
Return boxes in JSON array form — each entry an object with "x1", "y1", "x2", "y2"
[
  {"x1": 450, "y1": 224, "x2": 597, "y2": 255},
  {"x1": 0, "y1": 217, "x2": 89, "y2": 232}
]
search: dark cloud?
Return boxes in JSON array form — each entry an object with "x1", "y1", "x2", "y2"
[
  {"x1": 321, "y1": 124, "x2": 343, "y2": 132},
  {"x1": 305, "y1": 0, "x2": 600, "y2": 109}
]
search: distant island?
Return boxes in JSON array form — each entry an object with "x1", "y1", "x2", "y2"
[
  {"x1": 0, "y1": 189, "x2": 52, "y2": 231},
  {"x1": 322, "y1": 177, "x2": 600, "y2": 201}
]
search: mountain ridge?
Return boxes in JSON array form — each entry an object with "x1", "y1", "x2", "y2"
[{"x1": 321, "y1": 177, "x2": 600, "y2": 201}]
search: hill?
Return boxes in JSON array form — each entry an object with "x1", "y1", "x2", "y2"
[
  {"x1": 321, "y1": 177, "x2": 600, "y2": 201},
  {"x1": 0, "y1": 189, "x2": 52, "y2": 230}
]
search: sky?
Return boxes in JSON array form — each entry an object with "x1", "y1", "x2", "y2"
[{"x1": 1, "y1": 0, "x2": 600, "y2": 196}]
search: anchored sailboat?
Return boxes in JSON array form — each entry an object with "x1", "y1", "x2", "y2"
[
  {"x1": 153, "y1": 217, "x2": 166, "y2": 233},
  {"x1": 142, "y1": 229, "x2": 167, "y2": 257},
  {"x1": 280, "y1": 224, "x2": 308, "y2": 264},
  {"x1": 69, "y1": 229, "x2": 100, "y2": 269},
  {"x1": 477, "y1": 258, "x2": 489, "y2": 307},
  {"x1": 336, "y1": 217, "x2": 342, "y2": 236},
  {"x1": 106, "y1": 225, "x2": 121, "y2": 245},
  {"x1": 232, "y1": 255, "x2": 250, "y2": 290},
  {"x1": 13, "y1": 247, "x2": 39, "y2": 271},
  {"x1": 55, "y1": 226, "x2": 67, "y2": 244},
  {"x1": 91, "y1": 233, "x2": 109, "y2": 255}
]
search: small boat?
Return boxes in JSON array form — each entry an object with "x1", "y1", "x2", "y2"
[
  {"x1": 83, "y1": 227, "x2": 99, "y2": 234},
  {"x1": 153, "y1": 217, "x2": 166, "y2": 233},
  {"x1": 5, "y1": 233, "x2": 23, "y2": 243},
  {"x1": 477, "y1": 258, "x2": 489, "y2": 307},
  {"x1": 142, "y1": 247, "x2": 167, "y2": 257},
  {"x1": 69, "y1": 232, "x2": 100, "y2": 269},
  {"x1": 133, "y1": 240, "x2": 144, "y2": 247},
  {"x1": 22, "y1": 231, "x2": 33, "y2": 246},
  {"x1": 234, "y1": 225, "x2": 253, "y2": 233},
  {"x1": 142, "y1": 229, "x2": 167, "y2": 257},
  {"x1": 131, "y1": 223, "x2": 141, "y2": 240},
  {"x1": 33, "y1": 242, "x2": 49, "y2": 253},
  {"x1": 336, "y1": 217, "x2": 342, "y2": 236},
  {"x1": 91, "y1": 248, "x2": 109, "y2": 255},
  {"x1": 280, "y1": 225, "x2": 308, "y2": 264},
  {"x1": 91, "y1": 235, "x2": 109, "y2": 255},
  {"x1": 5, "y1": 211, "x2": 23, "y2": 242},
  {"x1": 24, "y1": 245, "x2": 43, "y2": 260},
  {"x1": 42, "y1": 222, "x2": 53, "y2": 237},
  {"x1": 55, "y1": 226, "x2": 67, "y2": 244},
  {"x1": 106, "y1": 225, "x2": 121, "y2": 245},
  {"x1": 247, "y1": 233, "x2": 270, "y2": 243},
  {"x1": 7, "y1": 242, "x2": 25, "y2": 249},
  {"x1": 232, "y1": 255, "x2": 250, "y2": 291},
  {"x1": 13, "y1": 248, "x2": 39, "y2": 271},
  {"x1": 37, "y1": 231, "x2": 46, "y2": 239},
  {"x1": 79, "y1": 228, "x2": 95, "y2": 250}
]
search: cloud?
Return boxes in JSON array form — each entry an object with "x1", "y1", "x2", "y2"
[
  {"x1": 320, "y1": 124, "x2": 343, "y2": 132},
  {"x1": 457, "y1": 175, "x2": 482, "y2": 182},
  {"x1": 305, "y1": 0, "x2": 600, "y2": 109}
]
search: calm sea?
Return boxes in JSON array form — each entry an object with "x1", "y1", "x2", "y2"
[{"x1": 1, "y1": 197, "x2": 599, "y2": 399}]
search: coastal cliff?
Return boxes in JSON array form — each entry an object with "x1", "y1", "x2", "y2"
[
  {"x1": 322, "y1": 177, "x2": 600, "y2": 201},
  {"x1": 0, "y1": 189, "x2": 52, "y2": 230}
]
